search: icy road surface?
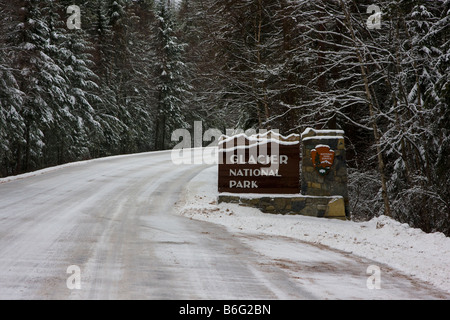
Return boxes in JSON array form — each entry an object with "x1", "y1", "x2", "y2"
[{"x1": 0, "y1": 150, "x2": 448, "y2": 299}]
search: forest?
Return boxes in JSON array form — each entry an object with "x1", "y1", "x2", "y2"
[{"x1": 0, "y1": 0, "x2": 449, "y2": 235}]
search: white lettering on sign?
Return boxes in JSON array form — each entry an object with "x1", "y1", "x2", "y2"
[
  {"x1": 229, "y1": 154, "x2": 288, "y2": 165},
  {"x1": 229, "y1": 169, "x2": 282, "y2": 177},
  {"x1": 229, "y1": 180, "x2": 258, "y2": 188},
  {"x1": 320, "y1": 152, "x2": 334, "y2": 165}
]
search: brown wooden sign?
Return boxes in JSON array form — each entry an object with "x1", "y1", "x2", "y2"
[{"x1": 218, "y1": 132, "x2": 300, "y2": 194}]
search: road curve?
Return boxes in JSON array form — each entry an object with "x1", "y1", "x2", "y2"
[
  {"x1": 0, "y1": 151, "x2": 310, "y2": 299},
  {"x1": 0, "y1": 151, "x2": 448, "y2": 300}
]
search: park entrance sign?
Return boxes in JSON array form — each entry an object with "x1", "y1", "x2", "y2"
[
  {"x1": 218, "y1": 131, "x2": 300, "y2": 194},
  {"x1": 218, "y1": 128, "x2": 350, "y2": 220}
]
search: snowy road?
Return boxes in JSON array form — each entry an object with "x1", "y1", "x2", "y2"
[{"x1": 0, "y1": 151, "x2": 448, "y2": 299}]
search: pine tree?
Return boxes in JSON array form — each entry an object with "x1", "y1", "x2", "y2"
[
  {"x1": 154, "y1": 0, "x2": 191, "y2": 150},
  {"x1": 84, "y1": 0, "x2": 127, "y2": 156},
  {"x1": 53, "y1": 1, "x2": 103, "y2": 162},
  {"x1": 0, "y1": 25, "x2": 25, "y2": 176},
  {"x1": 6, "y1": 0, "x2": 67, "y2": 172},
  {"x1": 86, "y1": 0, "x2": 157, "y2": 155},
  {"x1": 126, "y1": 0, "x2": 158, "y2": 152}
]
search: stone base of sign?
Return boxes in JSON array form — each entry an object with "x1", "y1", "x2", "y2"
[
  {"x1": 218, "y1": 194, "x2": 347, "y2": 220},
  {"x1": 301, "y1": 128, "x2": 350, "y2": 218}
]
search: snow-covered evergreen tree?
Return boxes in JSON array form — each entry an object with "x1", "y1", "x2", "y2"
[
  {"x1": 5, "y1": 0, "x2": 64, "y2": 171},
  {"x1": 154, "y1": 0, "x2": 190, "y2": 150},
  {"x1": 41, "y1": 0, "x2": 101, "y2": 165},
  {"x1": 0, "y1": 32, "x2": 25, "y2": 176}
]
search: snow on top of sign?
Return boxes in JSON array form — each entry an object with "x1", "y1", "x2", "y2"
[
  {"x1": 219, "y1": 130, "x2": 299, "y2": 142},
  {"x1": 311, "y1": 144, "x2": 333, "y2": 150},
  {"x1": 303, "y1": 135, "x2": 344, "y2": 141},
  {"x1": 254, "y1": 130, "x2": 300, "y2": 141},
  {"x1": 220, "y1": 136, "x2": 299, "y2": 146},
  {"x1": 219, "y1": 139, "x2": 300, "y2": 153},
  {"x1": 219, "y1": 139, "x2": 299, "y2": 152},
  {"x1": 219, "y1": 131, "x2": 300, "y2": 150},
  {"x1": 301, "y1": 128, "x2": 345, "y2": 138}
]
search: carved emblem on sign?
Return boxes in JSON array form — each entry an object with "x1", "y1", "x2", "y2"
[{"x1": 311, "y1": 145, "x2": 335, "y2": 176}]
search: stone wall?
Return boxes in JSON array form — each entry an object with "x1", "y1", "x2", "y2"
[{"x1": 218, "y1": 194, "x2": 346, "y2": 220}]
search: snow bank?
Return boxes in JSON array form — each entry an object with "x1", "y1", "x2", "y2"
[
  {"x1": 0, "y1": 150, "x2": 171, "y2": 184},
  {"x1": 0, "y1": 161, "x2": 91, "y2": 184},
  {"x1": 178, "y1": 166, "x2": 450, "y2": 293}
]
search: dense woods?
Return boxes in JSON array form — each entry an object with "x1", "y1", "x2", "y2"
[{"x1": 0, "y1": 0, "x2": 449, "y2": 235}]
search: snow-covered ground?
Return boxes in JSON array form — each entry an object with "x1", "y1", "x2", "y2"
[{"x1": 178, "y1": 165, "x2": 450, "y2": 294}]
